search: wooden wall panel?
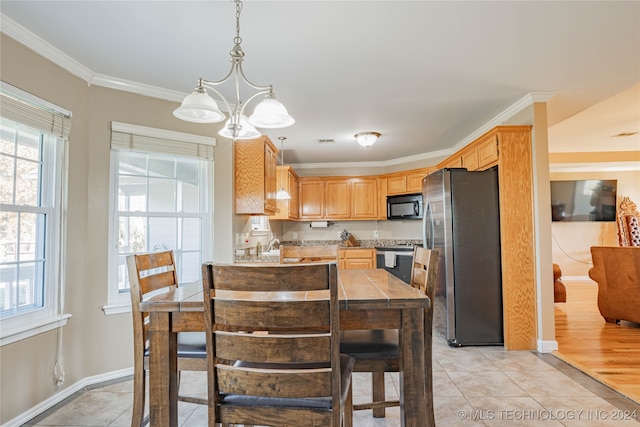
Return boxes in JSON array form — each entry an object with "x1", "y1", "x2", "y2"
[{"x1": 495, "y1": 126, "x2": 538, "y2": 350}]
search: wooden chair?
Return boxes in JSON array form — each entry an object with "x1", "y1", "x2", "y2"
[
  {"x1": 202, "y1": 262, "x2": 354, "y2": 427},
  {"x1": 617, "y1": 196, "x2": 640, "y2": 247},
  {"x1": 127, "y1": 251, "x2": 207, "y2": 427},
  {"x1": 339, "y1": 246, "x2": 439, "y2": 423},
  {"x1": 280, "y1": 244, "x2": 339, "y2": 264}
]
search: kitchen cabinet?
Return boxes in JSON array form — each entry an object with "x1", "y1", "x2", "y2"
[
  {"x1": 351, "y1": 177, "x2": 378, "y2": 219},
  {"x1": 461, "y1": 147, "x2": 479, "y2": 170},
  {"x1": 299, "y1": 176, "x2": 380, "y2": 221},
  {"x1": 234, "y1": 136, "x2": 278, "y2": 215},
  {"x1": 385, "y1": 168, "x2": 431, "y2": 195},
  {"x1": 377, "y1": 177, "x2": 387, "y2": 220},
  {"x1": 325, "y1": 179, "x2": 351, "y2": 219},
  {"x1": 273, "y1": 166, "x2": 299, "y2": 220},
  {"x1": 437, "y1": 132, "x2": 499, "y2": 171},
  {"x1": 339, "y1": 248, "x2": 376, "y2": 270},
  {"x1": 477, "y1": 134, "x2": 499, "y2": 168},
  {"x1": 298, "y1": 179, "x2": 325, "y2": 220}
]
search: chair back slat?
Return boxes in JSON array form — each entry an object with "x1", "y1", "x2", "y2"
[
  {"x1": 210, "y1": 262, "x2": 330, "y2": 291},
  {"x1": 213, "y1": 298, "x2": 330, "y2": 329},
  {"x1": 216, "y1": 364, "x2": 333, "y2": 398},
  {"x1": 215, "y1": 331, "x2": 331, "y2": 363}
]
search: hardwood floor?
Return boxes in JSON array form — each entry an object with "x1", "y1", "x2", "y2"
[{"x1": 554, "y1": 280, "x2": 640, "y2": 404}]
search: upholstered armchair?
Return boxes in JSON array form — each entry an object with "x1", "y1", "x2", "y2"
[
  {"x1": 617, "y1": 196, "x2": 640, "y2": 247},
  {"x1": 553, "y1": 263, "x2": 566, "y2": 303},
  {"x1": 588, "y1": 246, "x2": 640, "y2": 324}
]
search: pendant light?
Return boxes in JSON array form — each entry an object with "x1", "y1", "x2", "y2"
[
  {"x1": 173, "y1": 0, "x2": 294, "y2": 140},
  {"x1": 276, "y1": 136, "x2": 291, "y2": 200}
]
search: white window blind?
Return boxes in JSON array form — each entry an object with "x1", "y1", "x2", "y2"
[
  {"x1": 111, "y1": 122, "x2": 215, "y2": 160},
  {"x1": 0, "y1": 81, "x2": 71, "y2": 139}
]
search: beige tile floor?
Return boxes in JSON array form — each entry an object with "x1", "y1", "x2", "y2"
[{"x1": 25, "y1": 333, "x2": 640, "y2": 426}]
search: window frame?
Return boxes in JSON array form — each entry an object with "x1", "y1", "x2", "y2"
[
  {"x1": 104, "y1": 123, "x2": 214, "y2": 315},
  {"x1": 0, "y1": 83, "x2": 71, "y2": 346}
]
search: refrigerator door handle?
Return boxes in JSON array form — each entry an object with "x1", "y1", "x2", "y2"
[{"x1": 423, "y1": 201, "x2": 433, "y2": 249}]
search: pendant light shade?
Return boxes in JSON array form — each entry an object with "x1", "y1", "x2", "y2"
[
  {"x1": 249, "y1": 94, "x2": 295, "y2": 129},
  {"x1": 173, "y1": 89, "x2": 225, "y2": 123},
  {"x1": 218, "y1": 114, "x2": 261, "y2": 140}
]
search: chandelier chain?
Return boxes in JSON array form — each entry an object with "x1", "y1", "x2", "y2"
[{"x1": 234, "y1": 0, "x2": 243, "y2": 46}]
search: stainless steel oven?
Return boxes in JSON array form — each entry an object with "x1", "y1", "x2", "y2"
[{"x1": 375, "y1": 246, "x2": 415, "y2": 284}]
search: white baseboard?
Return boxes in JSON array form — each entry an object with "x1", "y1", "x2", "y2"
[
  {"x1": 537, "y1": 339, "x2": 559, "y2": 353},
  {"x1": 3, "y1": 368, "x2": 133, "y2": 427}
]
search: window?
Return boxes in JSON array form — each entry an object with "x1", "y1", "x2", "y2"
[
  {"x1": 105, "y1": 122, "x2": 214, "y2": 313},
  {"x1": 0, "y1": 82, "x2": 71, "y2": 345}
]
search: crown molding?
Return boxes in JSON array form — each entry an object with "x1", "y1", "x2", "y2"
[
  {"x1": 1, "y1": 13, "x2": 186, "y2": 102},
  {"x1": 549, "y1": 161, "x2": 640, "y2": 173},
  {"x1": 289, "y1": 147, "x2": 451, "y2": 170}
]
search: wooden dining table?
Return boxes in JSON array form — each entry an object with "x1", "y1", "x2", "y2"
[{"x1": 139, "y1": 267, "x2": 431, "y2": 427}]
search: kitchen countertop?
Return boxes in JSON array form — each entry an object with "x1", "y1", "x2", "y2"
[{"x1": 234, "y1": 239, "x2": 423, "y2": 263}]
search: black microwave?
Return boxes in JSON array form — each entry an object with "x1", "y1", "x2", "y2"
[{"x1": 387, "y1": 193, "x2": 423, "y2": 220}]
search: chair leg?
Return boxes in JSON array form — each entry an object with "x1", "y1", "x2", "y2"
[
  {"x1": 131, "y1": 367, "x2": 146, "y2": 427},
  {"x1": 344, "y1": 382, "x2": 353, "y2": 427},
  {"x1": 371, "y1": 371, "x2": 386, "y2": 418}
]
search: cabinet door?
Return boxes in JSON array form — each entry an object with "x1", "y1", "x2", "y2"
[
  {"x1": 264, "y1": 142, "x2": 278, "y2": 214},
  {"x1": 378, "y1": 177, "x2": 387, "y2": 220},
  {"x1": 325, "y1": 179, "x2": 351, "y2": 219},
  {"x1": 406, "y1": 170, "x2": 427, "y2": 194},
  {"x1": 351, "y1": 178, "x2": 378, "y2": 219},
  {"x1": 386, "y1": 175, "x2": 407, "y2": 195},
  {"x1": 235, "y1": 136, "x2": 277, "y2": 215},
  {"x1": 287, "y1": 169, "x2": 299, "y2": 219},
  {"x1": 345, "y1": 258, "x2": 375, "y2": 269},
  {"x1": 477, "y1": 134, "x2": 499, "y2": 168},
  {"x1": 461, "y1": 147, "x2": 479, "y2": 171},
  {"x1": 274, "y1": 166, "x2": 299, "y2": 220},
  {"x1": 299, "y1": 180, "x2": 325, "y2": 219}
]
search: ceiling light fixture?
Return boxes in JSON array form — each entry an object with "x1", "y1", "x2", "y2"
[
  {"x1": 354, "y1": 131, "x2": 381, "y2": 148},
  {"x1": 276, "y1": 136, "x2": 291, "y2": 200},
  {"x1": 173, "y1": 0, "x2": 294, "y2": 140}
]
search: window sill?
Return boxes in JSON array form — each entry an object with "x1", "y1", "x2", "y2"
[
  {"x1": 102, "y1": 302, "x2": 132, "y2": 316},
  {"x1": 1, "y1": 313, "x2": 72, "y2": 346}
]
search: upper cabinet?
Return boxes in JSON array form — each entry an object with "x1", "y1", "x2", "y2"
[
  {"x1": 385, "y1": 168, "x2": 432, "y2": 196},
  {"x1": 351, "y1": 177, "x2": 379, "y2": 219},
  {"x1": 298, "y1": 179, "x2": 325, "y2": 220},
  {"x1": 298, "y1": 176, "x2": 380, "y2": 221},
  {"x1": 325, "y1": 179, "x2": 351, "y2": 219},
  {"x1": 234, "y1": 136, "x2": 278, "y2": 215},
  {"x1": 437, "y1": 132, "x2": 499, "y2": 171},
  {"x1": 273, "y1": 166, "x2": 299, "y2": 220}
]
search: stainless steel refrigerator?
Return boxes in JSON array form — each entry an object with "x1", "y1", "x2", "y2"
[{"x1": 422, "y1": 167, "x2": 503, "y2": 346}]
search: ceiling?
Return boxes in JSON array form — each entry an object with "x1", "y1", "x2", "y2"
[{"x1": 1, "y1": 1, "x2": 639, "y2": 167}]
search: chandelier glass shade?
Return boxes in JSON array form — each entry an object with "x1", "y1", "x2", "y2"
[
  {"x1": 354, "y1": 131, "x2": 381, "y2": 147},
  {"x1": 172, "y1": 0, "x2": 294, "y2": 139}
]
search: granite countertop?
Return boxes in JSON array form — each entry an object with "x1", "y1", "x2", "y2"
[{"x1": 234, "y1": 239, "x2": 423, "y2": 263}]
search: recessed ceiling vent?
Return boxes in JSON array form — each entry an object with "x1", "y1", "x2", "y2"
[
  {"x1": 611, "y1": 132, "x2": 639, "y2": 137},
  {"x1": 317, "y1": 139, "x2": 335, "y2": 144}
]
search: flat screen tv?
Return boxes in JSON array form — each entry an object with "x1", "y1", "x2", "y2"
[{"x1": 550, "y1": 179, "x2": 617, "y2": 222}]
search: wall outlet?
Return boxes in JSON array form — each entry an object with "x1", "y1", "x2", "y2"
[
  {"x1": 292, "y1": 232, "x2": 298, "y2": 239},
  {"x1": 373, "y1": 230, "x2": 379, "y2": 238}
]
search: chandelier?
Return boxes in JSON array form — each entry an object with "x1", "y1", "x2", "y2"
[{"x1": 173, "y1": 0, "x2": 294, "y2": 139}]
